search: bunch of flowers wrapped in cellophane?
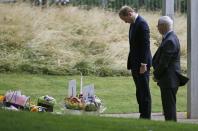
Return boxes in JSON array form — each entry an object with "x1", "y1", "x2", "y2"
[
  {"x1": 64, "y1": 94, "x2": 104, "y2": 112},
  {"x1": 64, "y1": 95, "x2": 84, "y2": 110},
  {"x1": 65, "y1": 80, "x2": 106, "y2": 113}
]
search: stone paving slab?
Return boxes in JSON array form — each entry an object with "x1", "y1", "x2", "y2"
[{"x1": 100, "y1": 112, "x2": 198, "y2": 124}]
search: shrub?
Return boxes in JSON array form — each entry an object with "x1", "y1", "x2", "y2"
[
  {"x1": 96, "y1": 66, "x2": 113, "y2": 77},
  {"x1": 73, "y1": 61, "x2": 93, "y2": 75}
]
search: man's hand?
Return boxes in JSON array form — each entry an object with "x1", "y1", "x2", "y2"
[{"x1": 139, "y1": 63, "x2": 147, "y2": 74}]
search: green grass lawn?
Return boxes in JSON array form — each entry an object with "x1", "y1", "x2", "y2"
[
  {"x1": 0, "y1": 110, "x2": 198, "y2": 131},
  {"x1": 0, "y1": 73, "x2": 187, "y2": 113}
]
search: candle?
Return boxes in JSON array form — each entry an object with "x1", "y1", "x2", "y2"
[{"x1": 80, "y1": 74, "x2": 83, "y2": 94}]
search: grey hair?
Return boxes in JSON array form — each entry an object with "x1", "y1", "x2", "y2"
[{"x1": 158, "y1": 16, "x2": 173, "y2": 30}]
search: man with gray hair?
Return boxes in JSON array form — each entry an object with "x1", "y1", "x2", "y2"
[{"x1": 152, "y1": 16, "x2": 188, "y2": 121}]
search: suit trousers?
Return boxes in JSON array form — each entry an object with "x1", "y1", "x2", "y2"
[
  {"x1": 132, "y1": 70, "x2": 151, "y2": 119},
  {"x1": 160, "y1": 86, "x2": 178, "y2": 121}
]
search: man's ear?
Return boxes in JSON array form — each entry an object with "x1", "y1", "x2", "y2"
[{"x1": 128, "y1": 12, "x2": 132, "y2": 17}]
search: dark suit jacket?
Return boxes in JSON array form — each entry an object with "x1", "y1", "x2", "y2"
[
  {"x1": 127, "y1": 16, "x2": 152, "y2": 71},
  {"x1": 152, "y1": 31, "x2": 188, "y2": 88}
]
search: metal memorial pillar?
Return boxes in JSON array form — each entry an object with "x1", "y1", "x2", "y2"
[
  {"x1": 187, "y1": 0, "x2": 198, "y2": 119},
  {"x1": 162, "y1": 0, "x2": 174, "y2": 20}
]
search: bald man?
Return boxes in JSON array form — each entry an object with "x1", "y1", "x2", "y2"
[{"x1": 153, "y1": 16, "x2": 188, "y2": 121}]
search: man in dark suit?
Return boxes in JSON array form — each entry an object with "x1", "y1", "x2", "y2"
[
  {"x1": 119, "y1": 6, "x2": 152, "y2": 119},
  {"x1": 153, "y1": 16, "x2": 188, "y2": 121}
]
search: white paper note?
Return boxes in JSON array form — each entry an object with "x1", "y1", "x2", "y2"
[{"x1": 68, "y1": 80, "x2": 76, "y2": 98}]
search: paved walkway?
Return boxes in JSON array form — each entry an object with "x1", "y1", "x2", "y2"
[{"x1": 101, "y1": 112, "x2": 198, "y2": 124}]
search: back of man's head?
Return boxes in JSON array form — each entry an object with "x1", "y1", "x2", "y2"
[
  {"x1": 158, "y1": 16, "x2": 173, "y2": 30},
  {"x1": 119, "y1": 6, "x2": 135, "y2": 17}
]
